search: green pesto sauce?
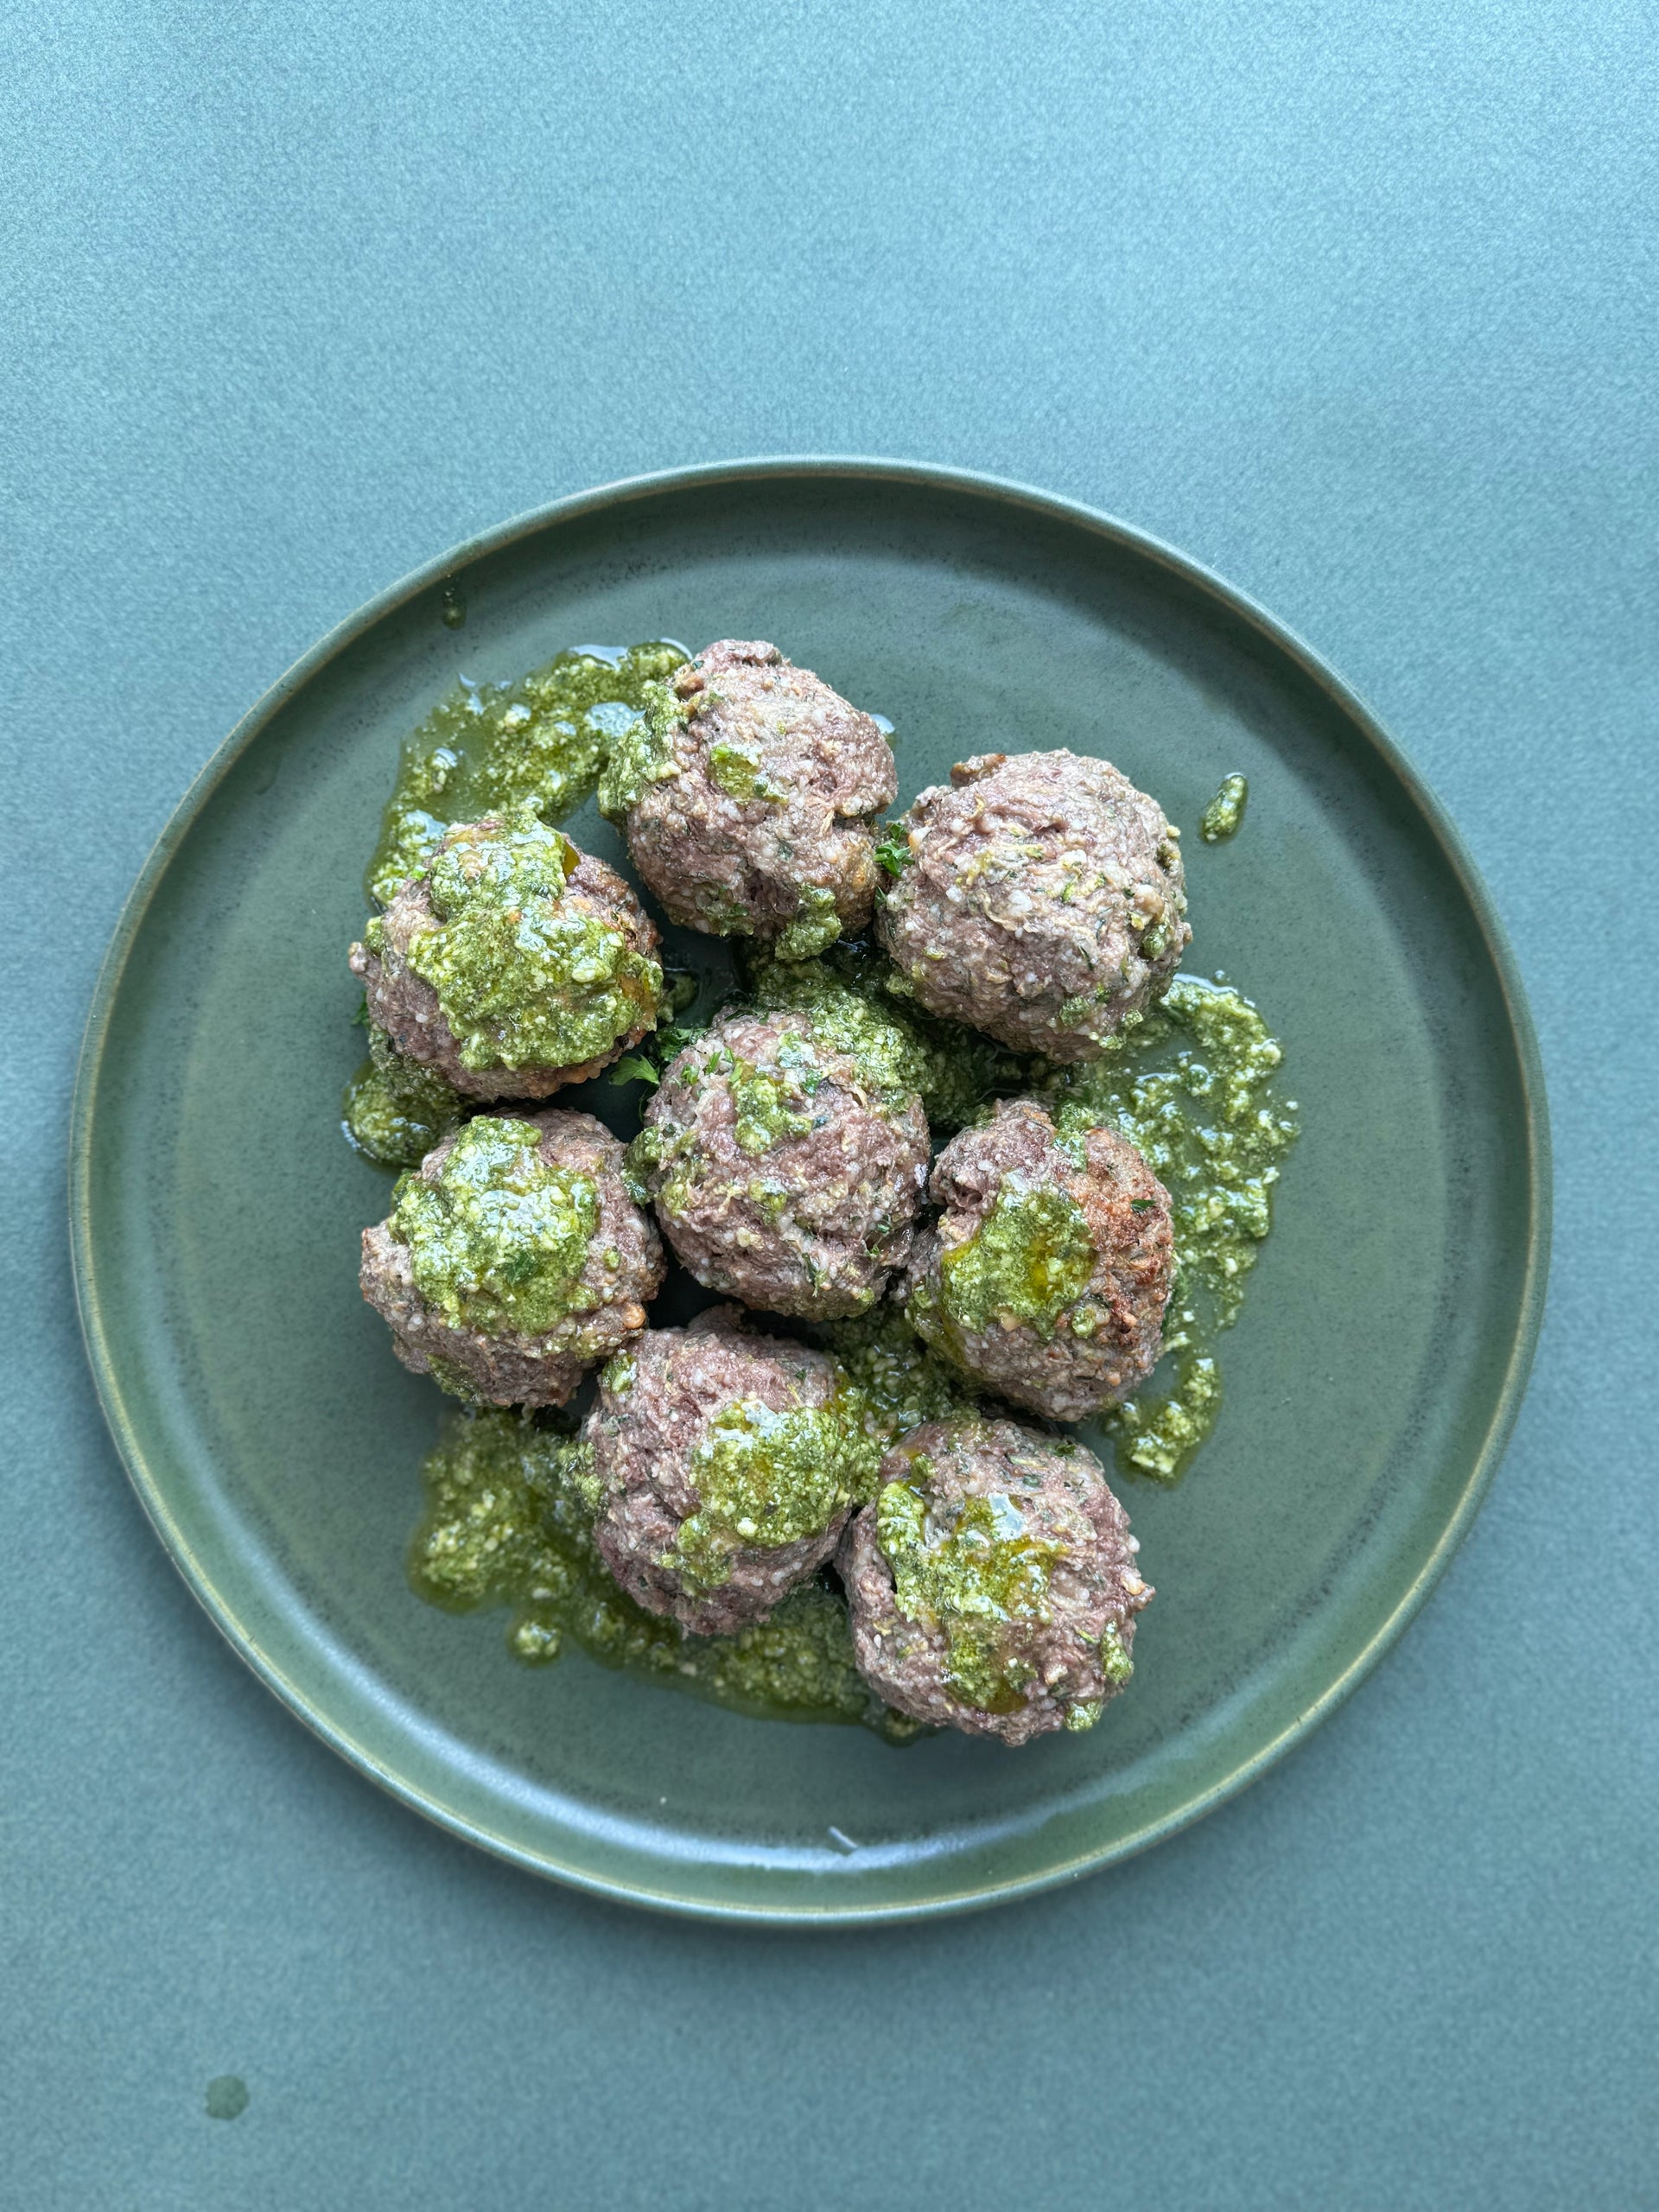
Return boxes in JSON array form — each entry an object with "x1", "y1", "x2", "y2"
[
  {"x1": 1046, "y1": 975, "x2": 1300, "y2": 1482},
  {"x1": 917, "y1": 1177, "x2": 1097, "y2": 1351},
  {"x1": 396, "y1": 805, "x2": 663, "y2": 1075},
  {"x1": 744, "y1": 948, "x2": 1014, "y2": 1130},
  {"x1": 772, "y1": 882, "x2": 843, "y2": 962},
  {"x1": 707, "y1": 733, "x2": 785, "y2": 804},
  {"x1": 408, "y1": 1407, "x2": 918, "y2": 1735},
  {"x1": 817, "y1": 1304, "x2": 982, "y2": 1443},
  {"x1": 366, "y1": 641, "x2": 686, "y2": 906},
  {"x1": 727, "y1": 1055, "x2": 817, "y2": 1155},
  {"x1": 1199, "y1": 774, "x2": 1249, "y2": 843},
  {"x1": 342, "y1": 1020, "x2": 469, "y2": 1169},
  {"x1": 595, "y1": 675, "x2": 688, "y2": 823},
  {"x1": 660, "y1": 1386, "x2": 887, "y2": 1596},
  {"x1": 389, "y1": 1116, "x2": 600, "y2": 1340},
  {"x1": 875, "y1": 1458, "x2": 1065, "y2": 1715}
]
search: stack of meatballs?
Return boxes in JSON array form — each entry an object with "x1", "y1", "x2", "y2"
[{"x1": 354, "y1": 638, "x2": 1191, "y2": 1747}]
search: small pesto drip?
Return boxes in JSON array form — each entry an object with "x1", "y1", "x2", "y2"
[
  {"x1": 388, "y1": 1116, "x2": 600, "y2": 1338},
  {"x1": 660, "y1": 1387, "x2": 887, "y2": 1595},
  {"x1": 439, "y1": 580, "x2": 467, "y2": 630},
  {"x1": 772, "y1": 882, "x2": 842, "y2": 962},
  {"x1": 397, "y1": 806, "x2": 663, "y2": 1076},
  {"x1": 1199, "y1": 774, "x2": 1249, "y2": 842},
  {"x1": 342, "y1": 1019, "x2": 469, "y2": 1169},
  {"x1": 875, "y1": 1465, "x2": 1064, "y2": 1714},
  {"x1": 1046, "y1": 975, "x2": 1299, "y2": 1482},
  {"x1": 367, "y1": 640, "x2": 686, "y2": 906},
  {"x1": 408, "y1": 1407, "x2": 916, "y2": 1735},
  {"x1": 816, "y1": 1304, "x2": 982, "y2": 1444}
]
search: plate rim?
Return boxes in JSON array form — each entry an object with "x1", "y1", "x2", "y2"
[{"x1": 68, "y1": 455, "x2": 1553, "y2": 1924}]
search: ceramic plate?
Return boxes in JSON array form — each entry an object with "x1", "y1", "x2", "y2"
[{"x1": 70, "y1": 461, "x2": 1548, "y2": 1922}]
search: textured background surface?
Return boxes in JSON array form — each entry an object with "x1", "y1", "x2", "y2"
[{"x1": 4, "y1": 3, "x2": 1655, "y2": 2205}]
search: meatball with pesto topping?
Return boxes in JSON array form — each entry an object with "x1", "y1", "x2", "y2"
[
  {"x1": 598, "y1": 639, "x2": 895, "y2": 958},
  {"x1": 900, "y1": 1097, "x2": 1173, "y2": 1422},
  {"x1": 875, "y1": 749, "x2": 1189, "y2": 1058},
  {"x1": 350, "y1": 804, "x2": 663, "y2": 1099},
  {"x1": 630, "y1": 1006, "x2": 931, "y2": 1320},
  {"x1": 839, "y1": 1415, "x2": 1153, "y2": 1745},
  {"x1": 573, "y1": 1306, "x2": 884, "y2": 1635},
  {"x1": 360, "y1": 1109, "x2": 663, "y2": 1406}
]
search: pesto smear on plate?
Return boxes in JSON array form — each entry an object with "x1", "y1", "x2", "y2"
[{"x1": 409, "y1": 1406, "x2": 919, "y2": 1736}]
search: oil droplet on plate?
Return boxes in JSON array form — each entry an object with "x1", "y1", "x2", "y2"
[
  {"x1": 206, "y1": 2075, "x2": 249, "y2": 2121},
  {"x1": 440, "y1": 581, "x2": 467, "y2": 629}
]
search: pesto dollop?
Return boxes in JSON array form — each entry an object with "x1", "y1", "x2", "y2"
[
  {"x1": 342, "y1": 1020, "x2": 469, "y2": 1169},
  {"x1": 389, "y1": 1116, "x2": 600, "y2": 1338},
  {"x1": 727, "y1": 1052, "x2": 817, "y2": 1155},
  {"x1": 875, "y1": 1460, "x2": 1065, "y2": 1714},
  {"x1": 1046, "y1": 975, "x2": 1299, "y2": 1480},
  {"x1": 914, "y1": 1176, "x2": 1097, "y2": 1351},
  {"x1": 367, "y1": 641, "x2": 686, "y2": 906},
  {"x1": 409, "y1": 1407, "x2": 916, "y2": 1733},
  {"x1": 661, "y1": 1387, "x2": 887, "y2": 1595},
  {"x1": 397, "y1": 806, "x2": 662, "y2": 1075},
  {"x1": 1199, "y1": 774, "x2": 1249, "y2": 843},
  {"x1": 873, "y1": 822, "x2": 912, "y2": 877}
]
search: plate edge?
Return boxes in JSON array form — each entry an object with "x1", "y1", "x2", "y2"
[{"x1": 66, "y1": 455, "x2": 1554, "y2": 1926}]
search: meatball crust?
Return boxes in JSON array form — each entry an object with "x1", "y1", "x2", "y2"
[
  {"x1": 350, "y1": 822, "x2": 661, "y2": 1101},
  {"x1": 901, "y1": 1097, "x2": 1173, "y2": 1422},
  {"x1": 634, "y1": 1007, "x2": 931, "y2": 1320},
  {"x1": 359, "y1": 1109, "x2": 662, "y2": 1407},
  {"x1": 577, "y1": 1307, "x2": 880, "y2": 1636},
  {"x1": 602, "y1": 639, "x2": 896, "y2": 956},
  {"x1": 840, "y1": 1415, "x2": 1153, "y2": 1745},
  {"x1": 876, "y1": 749, "x2": 1189, "y2": 1058}
]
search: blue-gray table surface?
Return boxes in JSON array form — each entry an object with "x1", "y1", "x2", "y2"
[{"x1": 5, "y1": 3, "x2": 1656, "y2": 2205}]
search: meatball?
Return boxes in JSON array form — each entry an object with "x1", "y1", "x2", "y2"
[
  {"x1": 875, "y1": 749, "x2": 1189, "y2": 1059},
  {"x1": 350, "y1": 804, "x2": 663, "y2": 1100},
  {"x1": 839, "y1": 1415, "x2": 1153, "y2": 1745},
  {"x1": 575, "y1": 1306, "x2": 883, "y2": 1635},
  {"x1": 901, "y1": 1097, "x2": 1173, "y2": 1422},
  {"x1": 360, "y1": 1109, "x2": 662, "y2": 1406},
  {"x1": 632, "y1": 1006, "x2": 930, "y2": 1320},
  {"x1": 598, "y1": 639, "x2": 896, "y2": 957}
]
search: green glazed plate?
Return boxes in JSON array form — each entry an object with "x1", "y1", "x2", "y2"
[{"x1": 70, "y1": 461, "x2": 1548, "y2": 1923}]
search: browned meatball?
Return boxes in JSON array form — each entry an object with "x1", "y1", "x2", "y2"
[
  {"x1": 839, "y1": 1415, "x2": 1153, "y2": 1745},
  {"x1": 574, "y1": 1307, "x2": 884, "y2": 1636},
  {"x1": 349, "y1": 807, "x2": 662, "y2": 1100},
  {"x1": 876, "y1": 750, "x2": 1189, "y2": 1058},
  {"x1": 632, "y1": 1007, "x2": 930, "y2": 1320},
  {"x1": 598, "y1": 640, "x2": 895, "y2": 957},
  {"x1": 900, "y1": 1097, "x2": 1173, "y2": 1422},
  {"x1": 359, "y1": 1109, "x2": 662, "y2": 1406}
]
